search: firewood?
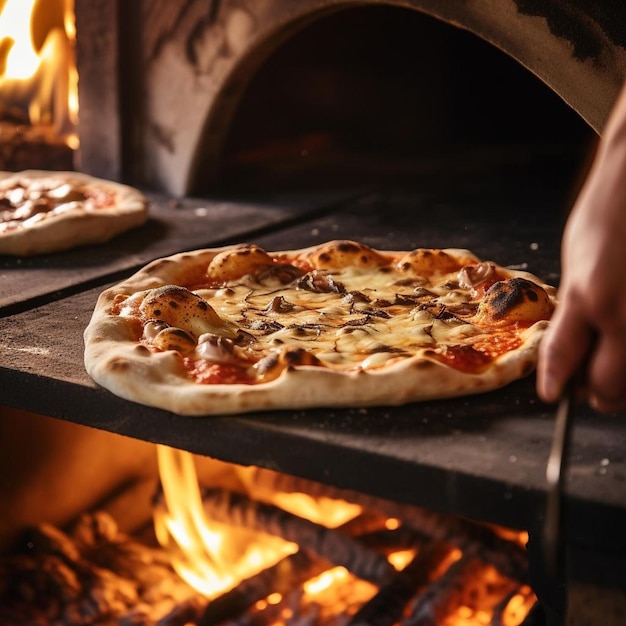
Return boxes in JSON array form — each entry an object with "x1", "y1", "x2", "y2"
[
  {"x1": 119, "y1": 596, "x2": 205, "y2": 626},
  {"x1": 199, "y1": 488, "x2": 396, "y2": 585},
  {"x1": 490, "y1": 585, "x2": 539, "y2": 626},
  {"x1": 22, "y1": 521, "x2": 83, "y2": 564},
  {"x1": 347, "y1": 542, "x2": 454, "y2": 626},
  {"x1": 71, "y1": 509, "x2": 120, "y2": 545},
  {"x1": 0, "y1": 122, "x2": 74, "y2": 171},
  {"x1": 402, "y1": 556, "x2": 519, "y2": 626},
  {"x1": 197, "y1": 513, "x2": 384, "y2": 625},
  {"x1": 0, "y1": 512, "x2": 202, "y2": 625},
  {"x1": 388, "y1": 507, "x2": 528, "y2": 583},
  {"x1": 246, "y1": 468, "x2": 528, "y2": 582},
  {"x1": 70, "y1": 512, "x2": 178, "y2": 588},
  {"x1": 198, "y1": 550, "x2": 329, "y2": 625},
  {"x1": 335, "y1": 509, "x2": 391, "y2": 538},
  {"x1": 518, "y1": 601, "x2": 544, "y2": 625},
  {"x1": 356, "y1": 526, "x2": 427, "y2": 556},
  {"x1": 401, "y1": 556, "x2": 476, "y2": 626},
  {"x1": 491, "y1": 588, "x2": 520, "y2": 626}
]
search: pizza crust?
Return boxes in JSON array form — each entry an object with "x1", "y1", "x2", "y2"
[
  {"x1": 0, "y1": 170, "x2": 148, "y2": 256},
  {"x1": 84, "y1": 244, "x2": 554, "y2": 416},
  {"x1": 85, "y1": 314, "x2": 544, "y2": 415}
]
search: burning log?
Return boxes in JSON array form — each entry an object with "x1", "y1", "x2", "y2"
[
  {"x1": 246, "y1": 467, "x2": 528, "y2": 582},
  {"x1": 389, "y1": 507, "x2": 528, "y2": 583},
  {"x1": 198, "y1": 550, "x2": 329, "y2": 626},
  {"x1": 197, "y1": 511, "x2": 392, "y2": 625},
  {"x1": 401, "y1": 556, "x2": 520, "y2": 626},
  {"x1": 518, "y1": 601, "x2": 545, "y2": 625},
  {"x1": 401, "y1": 556, "x2": 477, "y2": 626},
  {"x1": 356, "y1": 526, "x2": 429, "y2": 556},
  {"x1": 0, "y1": 121, "x2": 74, "y2": 171},
  {"x1": 347, "y1": 542, "x2": 454, "y2": 626},
  {"x1": 199, "y1": 488, "x2": 396, "y2": 585},
  {"x1": 491, "y1": 588, "x2": 522, "y2": 626}
]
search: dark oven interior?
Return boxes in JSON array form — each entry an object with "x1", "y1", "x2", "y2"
[{"x1": 1, "y1": 2, "x2": 626, "y2": 625}]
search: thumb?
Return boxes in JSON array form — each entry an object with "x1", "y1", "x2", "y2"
[{"x1": 536, "y1": 301, "x2": 594, "y2": 403}]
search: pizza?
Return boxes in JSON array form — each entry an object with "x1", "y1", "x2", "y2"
[
  {"x1": 0, "y1": 170, "x2": 148, "y2": 256},
  {"x1": 83, "y1": 240, "x2": 556, "y2": 415}
]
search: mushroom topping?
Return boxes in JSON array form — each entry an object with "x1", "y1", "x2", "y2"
[
  {"x1": 151, "y1": 326, "x2": 197, "y2": 354},
  {"x1": 197, "y1": 333, "x2": 239, "y2": 363},
  {"x1": 296, "y1": 271, "x2": 346, "y2": 294},
  {"x1": 458, "y1": 262, "x2": 497, "y2": 290},
  {"x1": 264, "y1": 296, "x2": 295, "y2": 313},
  {"x1": 142, "y1": 318, "x2": 171, "y2": 341},
  {"x1": 254, "y1": 346, "x2": 323, "y2": 381}
]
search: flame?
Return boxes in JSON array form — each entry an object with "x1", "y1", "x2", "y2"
[
  {"x1": 156, "y1": 445, "x2": 535, "y2": 624},
  {"x1": 155, "y1": 445, "x2": 299, "y2": 598},
  {"x1": 0, "y1": 0, "x2": 78, "y2": 141}
]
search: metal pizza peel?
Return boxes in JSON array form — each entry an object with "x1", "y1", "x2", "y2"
[{"x1": 543, "y1": 391, "x2": 574, "y2": 579}]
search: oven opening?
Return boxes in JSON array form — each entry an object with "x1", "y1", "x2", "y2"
[
  {"x1": 210, "y1": 7, "x2": 594, "y2": 196},
  {"x1": 0, "y1": 0, "x2": 78, "y2": 171}
]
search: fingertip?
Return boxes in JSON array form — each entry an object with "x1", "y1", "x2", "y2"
[
  {"x1": 536, "y1": 343, "x2": 564, "y2": 403},
  {"x1": 536, "y1": 304, "x2": 594, "y2": 403},
  {"x1": 536, "y1": 372, "x2": 561, "y2": 404}
]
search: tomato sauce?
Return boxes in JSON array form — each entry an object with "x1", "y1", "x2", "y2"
[
  {"x1": 433, "y1": 331, "x2": 522, "y2": 373},
  {"x1": 184, "y1": 358, "x2": 254, "y2": 385}
]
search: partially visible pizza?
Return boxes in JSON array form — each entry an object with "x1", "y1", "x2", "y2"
[
  {"x1": 84, "y1": 240, "x2": 556, "y2": 415},
  {"x1": 0, "y1": 170, "x2": 148, "y2": 256}
]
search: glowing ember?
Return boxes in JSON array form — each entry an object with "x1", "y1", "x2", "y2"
[{"x1": 0, "y1": 0, "x2": 78, "y2": 143}]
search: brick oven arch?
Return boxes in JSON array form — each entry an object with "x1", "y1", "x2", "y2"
[{"x1": 135, "y1": 0, "x2": 626, "y2": 195}]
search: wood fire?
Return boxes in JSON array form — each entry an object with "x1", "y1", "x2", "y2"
[
  {"x1": 0, "y1": 451, "x2": 538, "y2": 625},
  {"x1": 0, "y1": 0, "x2": 77, "y2": 171}
]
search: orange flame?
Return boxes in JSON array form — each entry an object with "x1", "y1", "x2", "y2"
[
  {"x1": 155, "y1": 445, "x2": 298, "y2": 598},
  {"x1": 0, "y1": 0, "x2": 77, "y2": 143}
]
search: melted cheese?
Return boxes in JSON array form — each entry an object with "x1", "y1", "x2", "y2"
[
  {"x1": 0, "y1": 179, "x2": 91, "y2": 234},
  {"x1": 114, "y1": 243, "x2": 553, "y2": 382}
]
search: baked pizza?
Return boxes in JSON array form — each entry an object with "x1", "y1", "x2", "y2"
[
  {"x1": 83, "y1": 240, "x2": 556, "y2": 415},
  {"x1": 0, "y1": 170, "x2": 148, "y2": 256}
]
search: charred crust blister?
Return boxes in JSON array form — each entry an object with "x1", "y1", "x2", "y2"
[
  {"x1": 487, "y1": 280, "x2": 526, "y2": 315},
  {"x1": 482, "y1": 277, "x2": 546, "y2": 320},
  {"x1": 337, "y1": 241, "x2": 361, "y2": 253}
]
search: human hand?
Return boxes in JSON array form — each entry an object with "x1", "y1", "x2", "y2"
[{"x1": 537, "y1": 86, "x2": 626, "y2": 413}]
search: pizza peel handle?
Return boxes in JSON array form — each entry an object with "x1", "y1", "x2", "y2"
[{"x1": 543, "y1": 391, "x2": 574, "y2": 579}]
